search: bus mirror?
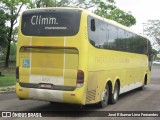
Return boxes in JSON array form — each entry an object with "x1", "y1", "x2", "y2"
[{"x1": 91, "y1": 19, "x2": 95, "y2": 31}]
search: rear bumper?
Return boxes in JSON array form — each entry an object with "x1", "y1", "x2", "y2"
[
  {"x1": 19, "y1": 82, "x2": 76, "y2": 91},
  {"x1": 16, "y1": 83, "x2": 85, "y2": 105}
]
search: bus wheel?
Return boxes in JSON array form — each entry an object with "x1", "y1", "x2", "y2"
[
  {"x1": 139, "y1": 75, "x2": 147, "y2": 90},
  {"x1": 109, "y1": 82, "x2": 119, "y2": 104},
  {"x1": 139, "y1": 83, "x2": 145, "y2": 90},
  {"x1": 97, "y1": 84, "x2": 109, "y2": 108},
  {"x1": 49, "y1": 102, "x2": 59, "y2": 105}
]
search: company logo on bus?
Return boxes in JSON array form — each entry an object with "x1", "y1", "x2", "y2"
[
  {"x1": 30, "y1": 15, "x2": 67, "y2": 30},
  {"x1": 22, "y1": 10, "x2": 81, "y2": 36},
  {"x1": 31, "y1": 15, "x2": 58, "y2": 25}
]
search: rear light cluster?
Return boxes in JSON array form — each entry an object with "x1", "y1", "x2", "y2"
[
  {"x1": 16, "y1": 67, "x2": 19, "y2": 82},
  {"x1": 77, "y1": 70, "x2": 84, "y2": 87}
]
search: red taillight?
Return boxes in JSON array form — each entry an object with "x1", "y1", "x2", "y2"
[
  {"x1": 16, "y1": 67, "x2": 19, "y2": 80},
  {"x1": 77, "y1": 70, "x2": 84, "y2": 87}
]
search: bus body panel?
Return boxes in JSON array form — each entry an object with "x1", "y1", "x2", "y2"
[
  {"x1": 16, "y1": 7, "x2": 151, "y2": 106},
  {"x1": 86, "y1": 44, "x2": 150, "y2": 104},
  {"x1": 16, "y1": 82, "x2": 86, "y2": 104},
  {"x1": 19, "y1": 45, "x2": 79, "y2": 87},
  {"x1": 16, "y1": 9, "x2": 88, "y2": 104}
]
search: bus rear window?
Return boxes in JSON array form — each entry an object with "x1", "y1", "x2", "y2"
[{"x1": 21, "y1": 9, "x2": 81, "y2": 36}]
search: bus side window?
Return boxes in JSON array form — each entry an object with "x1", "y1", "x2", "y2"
[
  {"x1": 91, "y1": 19, "x2": 96, "y2": 31},
  {"x1": 88, "y1": 16, "x2": 99, "y2": 47},
  {"x1": 106, "y1": 24, "x2": 118, "y2": 50}
]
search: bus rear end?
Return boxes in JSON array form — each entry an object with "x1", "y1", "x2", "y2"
[{"x1": 16, "y1": 8, "x2": 88, "y2": 105}]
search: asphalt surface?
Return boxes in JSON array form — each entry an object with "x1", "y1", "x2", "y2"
[{"x1": 0, "y1": 65, "x2": 160, "y2": 120}]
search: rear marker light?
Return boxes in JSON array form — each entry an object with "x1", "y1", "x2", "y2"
[
  {"x1": 16, "y1": 67, "x2": 19, "y2": 82},
  {"x1": 77, "y1": 70, "x2": 84, "y2": 87},
  {"x1": 70, "y1": 94, "x2": 76, "y2": 96},
  {"x1": 19, "y1": 89, "x2": 23, "y2": 91}
]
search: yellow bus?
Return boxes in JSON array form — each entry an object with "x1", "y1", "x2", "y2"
[{"x1": 16, "y1": 7, "x2": 152, "y2": 108}]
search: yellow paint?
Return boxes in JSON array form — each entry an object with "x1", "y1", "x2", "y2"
[
  {"x1": 16, "y1": 83, "x2": 29, "y2": 99},
  {"x1": 16, "y1": 7, "x2": 150, "y2": 105}
]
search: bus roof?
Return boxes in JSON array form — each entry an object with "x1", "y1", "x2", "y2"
[
  {"x1": 82, "y1": 9, "x2": 148, "y2": 40},
  {"x1": 23, "y1": 7, "x2": 148, "y2": 40}
]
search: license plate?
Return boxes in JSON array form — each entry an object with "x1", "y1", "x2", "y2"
[{"x1": 39, "y1": 83, "x2": 53, "y2": 89}]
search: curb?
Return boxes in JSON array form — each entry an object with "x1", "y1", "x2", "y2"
[{"x1": 0, "y1": 85, "x2": 15, "y2": 94}]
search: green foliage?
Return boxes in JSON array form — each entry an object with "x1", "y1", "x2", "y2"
[
  {"x1": 0, "y1": 9, "x2": 7, "y2": 49},
  {"x1": 29, "y1": 0, "x2": 136, "y2": 27},
  {"x1": 0, "y1": 74, "x2": 16, "y2": 87},
  {"x1": 94, "y1": 0, "x2": 116, "y2": 16},
  {"x1": 144, "y1": 20, "x2": 160, "y2": 47},
  {"x1": 0, "y1": 0, "x2": 30, "y2": 67},
  {"x1": 0, "y1": 67, "x2": 16, "y2": 87},
  {"x1": 10, "y1": 42, "x2": 16, "y2": 61},
  {"x1": 29, "y1": 0, "x2": 54, "y2": 8},
  {"x1": 0, "y1": 0, "x2": 137, "y2": 67},
  {"x1": 29, "y1": 0, "x2": 100, "y2": 8},
  {"x1": 94, "y1": 1, "x2": 136, "y2": 27},
  {"x1": 0, "y1": 42, "x2": 16, "y2": 62},
  {"x1": 106, "y1": 9, "x2": 136, "y2": 27},
  {"x1": 0, "y1": 9, "x2": 8, "y2": 60},
  {"x1": 0, "y1": 0, "x2": 30, "y2": 27},
  {"x1": 29, "y1": 0, "x2": 70, "y2": 8}
]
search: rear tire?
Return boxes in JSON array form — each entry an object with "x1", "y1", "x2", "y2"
[
  {"x1": 109, "y1": 82, "x2": 119, "y2": 104},
  {"x1": 49, "y1": 102, "x2": 60, "y2": 105},
  {"x1": 139, "y1": 76, "x2": 147, "y2": 90},
  {"x1": 139, "y1": 84, "x2": 145, "y2": 90},
  {"x1": 97, "y1": 84, "x2": 109, "y2": 108},
  {"x1": 139, "y1": 81, "x2": 145, "y2": 90}
]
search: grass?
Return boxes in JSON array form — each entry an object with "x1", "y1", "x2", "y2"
[
  {"x1": 0, "y1": 64, "x2": 16, "y2": 87},
  {"x1": 0, "y1": 74, "x2": 16, "y2": 87}
]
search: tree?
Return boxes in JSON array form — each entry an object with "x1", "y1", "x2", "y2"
[
  {"x1": 143, "y1": 20, "x2": 160, "y2": 47},
  {"x1": 29, "y1": 0, "x2": 136, "y2": 27},
  {"x1": 29, "y1": 0, "x2": 102, "y2": 8},
  {"x1": 94, "y1": 1, "x2": 136, "y2": 27},
  {"x1": 0, "y1": 0, "x2": 30, "y2": 67},
  {"x1": 29, "y1": 0, "x2": 55, "y2": 8},
  {"x1": 0, "y1": 9, "x2": 7, "y2": 50}
]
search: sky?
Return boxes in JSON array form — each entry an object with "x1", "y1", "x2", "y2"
[
  {"x1": 115, "y1": 0, "x2": 160, "y2": 34},
  {"x1": 18, "y1": 0, "x2": 159, "y2": 49},
  {"x1": 19, "y1": 0, "x2": 160, "y2": 35}
]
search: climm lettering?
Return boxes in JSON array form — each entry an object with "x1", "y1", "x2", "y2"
[{"x1": 31, "y1": 15, "x2": 58, "y2": 25}]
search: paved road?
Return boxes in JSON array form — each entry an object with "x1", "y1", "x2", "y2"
[{"x1": 0, "y1": 66, "x2": 160, "y2": 120}]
